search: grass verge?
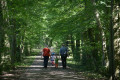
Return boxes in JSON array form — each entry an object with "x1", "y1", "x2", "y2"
[
  {"x1": 67, "y1": 56, "x2": 107, "y2": 80},
  {"x1": 15, "y1": 52, "x2": 39, "y2": 67}
]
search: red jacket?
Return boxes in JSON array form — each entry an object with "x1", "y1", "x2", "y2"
[{"x1": 43, "y1": 48, "x2": 50, "y2": 56}]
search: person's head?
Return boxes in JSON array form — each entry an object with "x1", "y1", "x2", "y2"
[
  {"x1": 45, "y1": 45, "x2": 48, "y2": 48},
  {"x1": 62, "y1": 44, "x2": 65, "y2": 47},
  {"x1": 52, "y1": 53, "x2": 55, "y2": 55}
]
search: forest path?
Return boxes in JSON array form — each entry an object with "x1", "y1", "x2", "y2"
[
  {"x1": 18, "y1": 53, "x2": 86, "y2": 80},
  {"x1": 0, "y1": 47, "x2": 86, "y2": 80}
]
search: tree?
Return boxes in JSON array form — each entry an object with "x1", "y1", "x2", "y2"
[{"x1": 0, "y1": 0, "x2": 4, "y2": 74}]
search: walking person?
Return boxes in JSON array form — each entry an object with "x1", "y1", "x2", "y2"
[
  {"x1": 42, "y1": 45, "x2": 50, "y2": 68},
  {"x1": 59, "y1": 44, "x2": 68, "y2": 69},
  {"x1": 50, "y1": 52, "x2": 55, "y2": 66},
  {"x1": 55, "y1": 56, "x2": 59, "y2": 68}
]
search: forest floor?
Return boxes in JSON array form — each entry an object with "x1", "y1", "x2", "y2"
[
  {"x1": 0, "y1": 48, "x2": 107, "y2": 80},
  {"x1": 0, "y1": 54, "x2": 107, "y2": 80},
  {"x1": 0, "y1": 53, "x2": 86, "y2": 80}
]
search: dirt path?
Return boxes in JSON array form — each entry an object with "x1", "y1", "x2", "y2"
[
  {"x1": 18, "y1": 53, "x2": 85, "y2": 80},
  {"x1": 0, "y1": 53, "x2": 86, "y2": 80}
]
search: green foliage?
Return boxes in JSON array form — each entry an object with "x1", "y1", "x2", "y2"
[
  {"x1": 67, "y1": 56, "x2": 107, "y2": 79},
  {"x1": 0, "y1": 0, "x2": 119, "y2": 79},
  {"x1": 1, "y1": 56, "x2": 11, "y2": 72},
  {"x1": 15, "y1": 55, "x2": 36, "y2": 67},
  {"x1": 99, "y1": 67, "x2": 109, "y2": 77}
]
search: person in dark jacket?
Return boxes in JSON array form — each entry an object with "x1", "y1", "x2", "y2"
[{"x1": 59, "y1": 44, "x2": 68, "y2": 69}]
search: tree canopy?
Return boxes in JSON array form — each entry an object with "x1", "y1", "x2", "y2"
[{"x1": 0, "y1": 0, "x2": 120, "y2": 80}]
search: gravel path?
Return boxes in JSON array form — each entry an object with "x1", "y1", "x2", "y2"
[
  {"x1": 18, "y1": 54, "x2": 85, "y2": 80},
  {"x1": 0, "y1": 52, "x2": 86, "y2": 80}
]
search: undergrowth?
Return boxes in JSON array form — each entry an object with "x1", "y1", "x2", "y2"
[{"x1": 67, "y1": 56, "x2": 107, "y2": 80}]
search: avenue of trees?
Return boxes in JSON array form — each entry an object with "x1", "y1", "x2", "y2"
[{"x1": 0, "y1": 0, "x2": 120, "y2": 80}]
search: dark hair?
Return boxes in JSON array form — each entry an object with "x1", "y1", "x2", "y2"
[{"x1": 62, "y1": 44, "x2": 65, "y2": 46}]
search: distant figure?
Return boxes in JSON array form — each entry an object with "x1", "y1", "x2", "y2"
[
  {"x1": 59, "y1": 44, "x2": 68, "y2": 69},
  {"x1": 43, "y1": 45, "x2": 50, "y2": 68},
  {"x1": 50, "y1": 52, "x2": 55, "y2": 66},
  {"x1": 55, "y1": 56, "x2": 59, "y2": 68}
]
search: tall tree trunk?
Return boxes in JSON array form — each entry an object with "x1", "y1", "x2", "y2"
[
  {"x1": 24, "y1": 42, "x2": 29, "y2": 56},
  {"x1": 66, "y1": 35, "x2": 69, "y2": 46},
  {"x1": 70, "y1": 34, "x2": 75, "y2": 58},
  {"x1": 112, "y1": 1, "x2": 120, "y2": 79},
  {"x1": 75, "y1": 34, "x2": 80, "y2": 61},
  {"x1": 109, "y1": 0, "x2": 115, "y2": 79},
  {"x1": 88, "y1": 28, "x2": 98, "y2": 71},
  {"x1": 49, "y1": 39, "x2": 53, "y2": 47},
  {"x1": 91, "y1": 0, "x2": 107, "y2": 67},
  {"x1": 16, "y1": 45, "x2": 21, "y2": 62},
  {"x1": 16, "y1": 35, "x2": 21, "y2": 62},
  {"x1": 10, "y1": 24, "x2": 17, "y2": 68},
  {"x1": 0, "y1": 1, "x2": 4, "y2": 74}
]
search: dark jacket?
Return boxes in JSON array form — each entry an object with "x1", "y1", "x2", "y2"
[{"x1": 60, "y1": 46, "x2": 67, "y2": 56}]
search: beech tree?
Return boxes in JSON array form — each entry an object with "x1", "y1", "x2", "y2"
[{"x1": 0, "y1": 0, "x2": 119, "y2": 79}]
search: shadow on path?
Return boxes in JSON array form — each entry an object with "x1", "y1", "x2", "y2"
[{"x1": 0, "y1": 53, "x2": 85, "y2": 80}]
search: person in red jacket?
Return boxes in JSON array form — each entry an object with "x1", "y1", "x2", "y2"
[{"x1": 43, "y1": 45, "x2": 50, "y2": 68}]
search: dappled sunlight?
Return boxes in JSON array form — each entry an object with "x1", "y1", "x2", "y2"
[
  {"x1": 0, "y1": 0, "x2": 119, "y2": 79},
  {"x1": 23, "y1": 56, "x2": 41, "y2": 59},
  {"x1": 35, "y1": 56, "x2": 42, "y2": 58},
  {"x1": 2, "y1": 73, "x2": 14, "y2": 77},
  {"x1": 0, "y1": 53, "x2": 87, "y2": 80},
  {"x1": 0, "y1": 72, "x2": 20, "y2": 80},
  {"x1": 18, "y1": 54, "x2": 86, "y2": 80},
  {"x1": 33, "y1": 59, "x2": 43, "y2": 62},
  {"x1": 0, "y1": 54, "x2": 86, "y2": 80},
  {"x1": 19, "y1": 68, "x2": 86, "y2": 80}
]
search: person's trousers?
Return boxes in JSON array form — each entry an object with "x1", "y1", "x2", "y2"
[
  {"x1": 55, "y1": 63, "x2": 58, "y2": 68},
  {"x1": 61, "y1": 56, "x2": 67, "y2": 68},
  {"x1": 44, "y1": 56, "x2": 49, "y2": 68}
]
